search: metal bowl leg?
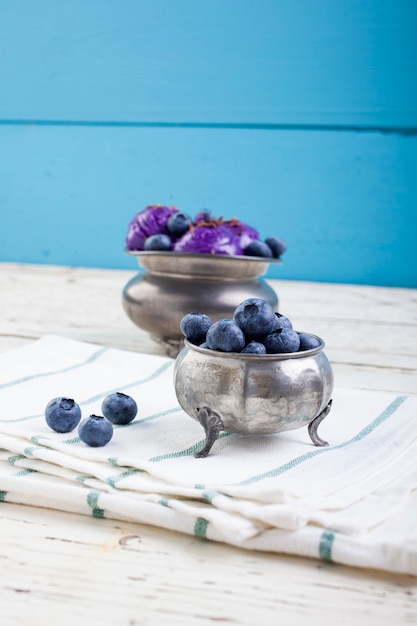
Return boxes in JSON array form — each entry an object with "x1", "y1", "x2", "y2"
[
  {"x1": 194, "y1": 406, "x2": 225, "y2": 458},
  {"x1": 308, "y1": 399, "x2": 332, "y2": 447}
]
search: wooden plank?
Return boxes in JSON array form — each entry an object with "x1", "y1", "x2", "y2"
[
  {"x1": 0, "y1": 0, "x2": 416, "y2": 128},
  {"x1": 1, "y1": 264, "x2": 417, "y2": 623},
  {"x1": 1, "y1": 263, "x2": 416, "y2": 394},
  {"x1": 0, "y1": 126, "x2": 416, "y2": 288},
  {"x1": 1, "y1": 502, "x2": 416, "y2": 626}
]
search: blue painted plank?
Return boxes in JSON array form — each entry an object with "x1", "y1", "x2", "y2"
[
  {"x1": 0, "y1": 0, "x2": 416, "y2": 128},
  {"x1": 0, "y1": 124, "x2": 415, "y2": 287}
]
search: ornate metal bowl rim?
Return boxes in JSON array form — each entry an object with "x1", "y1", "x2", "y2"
[
  {"x1": 125, "y1": 249, "x2": 283, "y2": 264},
  {"x1": 125, "y1": 250, "x2": 282, "y2": 279},
  {"x1": 183, "y1": 333, "x2": 325, "y2": 360}
]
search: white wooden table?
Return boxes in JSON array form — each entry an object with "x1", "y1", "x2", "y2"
[{"x1": 1, "y1": 262, "x2": 416, "y2": 625}]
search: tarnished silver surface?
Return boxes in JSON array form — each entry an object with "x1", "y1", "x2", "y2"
[
  {"x1": 174, "y1": 337, "x2": 334, "y2": 456},
  {"x1": 122, "y1": 252, "x2": 281, "y2": 357},
  {"x1": 126, "y1": 250, "x2": 280, "y2": 278}
]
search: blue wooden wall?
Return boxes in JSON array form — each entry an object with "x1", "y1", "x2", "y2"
[{"x1": 1, "y1": 0, "x2": 416, "y2": 287}]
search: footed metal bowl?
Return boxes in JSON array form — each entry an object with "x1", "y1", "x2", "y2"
[
  {"x1": 174, "y1": 336, "x2": 334, "y2": 457},
  {"x1": 122, "y1": 251, "x2": 281, "y2": 357}
]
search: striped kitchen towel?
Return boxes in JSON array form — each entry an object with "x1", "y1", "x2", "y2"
[{"x1": 0, "y1": 335, "x2": 416, "y2": 576}]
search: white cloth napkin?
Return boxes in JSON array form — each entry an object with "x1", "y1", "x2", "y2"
[{"x1": 0, "y1": 335, "x2": 416, "y2": 576}]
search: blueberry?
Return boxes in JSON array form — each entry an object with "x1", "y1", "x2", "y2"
[
  {"x1": 264, "y1": 328, "x2": 301, "y2": 353},
  {"x1": 144, "y1": 233, "x2": 172, "y2": 251},
  {"x1": 45, "y1": 397, "x2": 82, "y2": 433},
  {"x1": 206, "y1": 319, "x2": 246, "y2": 352},
  {"x1": 167, "y1": 212, "x2": 192, "y2": 238},
  {"x1": 101, "y1": 392, "x2": 138, "y2": 425},
  {"x1": 298, "y1": 333, "x2": 321, "y2": 351},
  {"x1": 78, "y1": 414, "x2": 113, "y2": 447},
  {"x1": 233, "y1": 298, "x2": 277, "y2": 341},
  {"x1": 243, "y1": 240, "x2": 273, "y2": 258},
  {"x1": 241, "y1": 341, "x2": 267, "y2": 355},
  {"x1": 195, "y1": 209, "x2": 216, "y2": 222},
  {"x1": 180, "y1": 312, "x2": 213, "y2": 345},
  {"x1": 273, "y1": 312, "x2": 293, "y2": 330},
  {"x1": 265, "y1": 236, "x2": 287, "y2": 258}
]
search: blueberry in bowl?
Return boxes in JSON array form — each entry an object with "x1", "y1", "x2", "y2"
[{"x1": 174, "y1": 299, "x2": 334, "y2": 457}]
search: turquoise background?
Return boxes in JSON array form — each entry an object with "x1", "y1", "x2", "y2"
[{"x1": 1, "y1": 0, "x2": 416, "y2": 287}]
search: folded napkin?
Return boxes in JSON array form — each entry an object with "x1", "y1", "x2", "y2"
[{"x1": 0, "y1": 335, "x2": 416, "y2": 576}]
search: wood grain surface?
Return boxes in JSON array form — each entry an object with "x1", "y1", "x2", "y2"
[
  {"x1": 0, "y1": 263, "x2": 417, "y2": 626},
  {"x1": 1, "y1": 1, "x2": 416, "y2": 288},
  {"x1": 1, "y1": 262, "x2": 417, "y2": 624},
  {"x1": 1, "y1": 124, "x2": 416, "y2": 288},
  {"x1": 1, "y1": 1, "x2": 416, "y2": 127}
]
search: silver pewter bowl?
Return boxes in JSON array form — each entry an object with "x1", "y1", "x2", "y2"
[
  {"x1": 174, "y1": 336, "x2": 334, "y2": 457},
  {"x1": 122, "y1": 251, "x2": 281, "y2": 357}
]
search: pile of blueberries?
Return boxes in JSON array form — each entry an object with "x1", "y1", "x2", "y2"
[
  {"x1": 180, "y1": 298, "x2": 321, "y2": 355},
  {"x1": 44, "y1": 391, "x2": 138, "y2": 447}
]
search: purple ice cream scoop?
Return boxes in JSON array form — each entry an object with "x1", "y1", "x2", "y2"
[
  {"x1": 125, "y1": 205, "x2": 179, "y2": 251},
  {"x1": 173, "y1": 218, "x2": 260, "y2": 255}
]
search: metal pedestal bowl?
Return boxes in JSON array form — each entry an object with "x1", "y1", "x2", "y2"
[
  {"x1": 122, "y1": 252, "x2": 281, "y2": 357},
  {"x1": 174, "y1": 336, "x2": 334, "y2": 457}
]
